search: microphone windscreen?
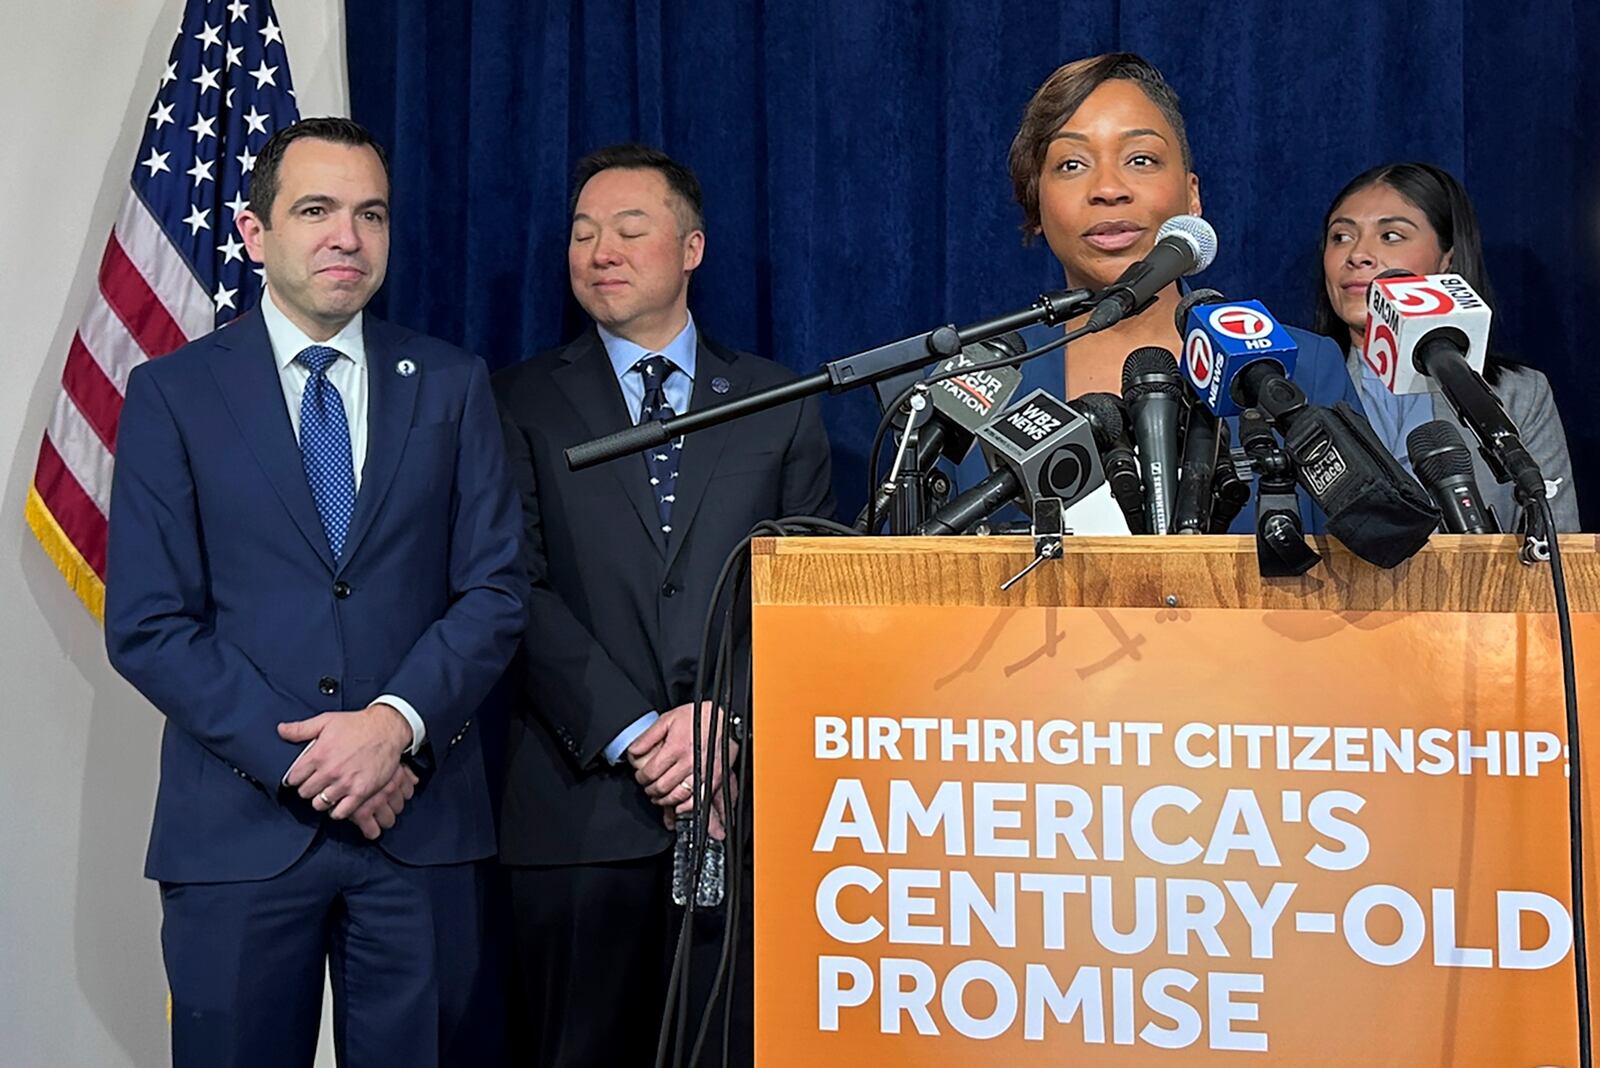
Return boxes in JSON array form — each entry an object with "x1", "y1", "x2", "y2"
[
  {"x1": 1156, "y1": 214, "x2": 1219, "y2": 274},
  {"x1": 1069, "y1": 392, "x2": 1126, "y2": 449},
  {"x1": 1173, "y1": 287, "x2": 1226, "y2": 334},
  {"x1": 1406, "y1": 419, "x2": 1477, "y2": 484},
  {"x1": 1122, "y1": 347, "x2": 1184, "y2": 400}
]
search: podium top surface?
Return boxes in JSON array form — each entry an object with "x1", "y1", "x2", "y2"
[{"x1": 749, "y1": 534, "x2": 1600, "y2": 612}]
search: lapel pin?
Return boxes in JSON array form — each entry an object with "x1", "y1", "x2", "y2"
[
  {"x1": 396, "y1": 358, "x2": 417, "y2": 377},
  {"x1": 711, "y1": 376, "x2": 731, "y2": 395}
]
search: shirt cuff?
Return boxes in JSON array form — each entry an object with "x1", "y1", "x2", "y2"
[
  {"x1": 604, "y1": 711, "x2": 659, "y2": 765},
  {"x1": 376, "y1": 694, "x2": 426, "y2": 755}
]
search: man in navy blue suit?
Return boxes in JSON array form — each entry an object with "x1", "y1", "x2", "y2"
[{"x1": 105, "y1": 117, "x2": 526, "y2": 1068}]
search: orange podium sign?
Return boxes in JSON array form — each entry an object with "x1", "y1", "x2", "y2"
[{"x1": 751, "y1": 536, "x2": 1600, "y2": 1066}]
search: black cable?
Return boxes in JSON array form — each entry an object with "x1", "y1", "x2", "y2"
[
  {"x1": 1542, "y1": 498, "x2": 1591, "y2": 1068},
  {"x1": 861, "y1": 328, "x2": 1081, "y2": 534},
  {"x1": 659, "y1": 515, "x2": 858, "y2": 1067}
]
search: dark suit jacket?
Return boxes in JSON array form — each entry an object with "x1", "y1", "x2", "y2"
[
  {"x1": 105, "y1": 309, "x2": 527, "y2": 884},
  {"x1": 494, "y1": 328, "x2": 834, "y2": 866}
]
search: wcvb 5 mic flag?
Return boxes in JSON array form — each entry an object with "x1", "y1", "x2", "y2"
[{"x1": 1362, "y1": 275, "x2": 1492, "y2": 395}]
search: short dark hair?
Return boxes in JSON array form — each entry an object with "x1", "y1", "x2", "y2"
[
  {"x1": 1313, "y1": 162, "x2": 1512, "y2": 383},
  {"x1": 1008, "y1": 53, "x2": 1193, "y2": 240},
  {"x1": 570, "y1": 143, "x2": 705, "y2": 236},
  {"x1": 249, "y1": 116, "x2": 390, "y2": 226}
]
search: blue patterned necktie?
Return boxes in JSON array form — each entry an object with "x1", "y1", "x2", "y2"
[
  {"x1": 296, "y1": 344, "x2": 357, "y2": 561},
  {"x1": 635, "y1": 354, "x2": 682, "y2": 536}
]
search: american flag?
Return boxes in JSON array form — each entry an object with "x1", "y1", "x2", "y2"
[{"x1": 26, "y1": 0, "x2": 301, "y2": 619}]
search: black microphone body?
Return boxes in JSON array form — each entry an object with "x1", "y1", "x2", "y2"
[
  {"x1": 1070, "y1": 392, "x2": 1146, "y2": 535},
  {"x1": 1122, "y1": 348, "x2": 1186, "y2": 534},
  {"x1": 1084, "y1": 216, "x2": 1217, "y2": 332},
  {"x1": 1413, "y1": 332, "x2": 1545, "y2": 501},
  {"x1": 1407, "y1": 419, "x2": 1499, "y2": 534},
  {"x1": 1173, "y1": 404, "x2": 1219, "y2": 534}
]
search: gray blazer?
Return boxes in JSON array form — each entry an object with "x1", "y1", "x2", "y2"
[
  {"x1": 1349, "y1": 353, "x2": 1581, "y2": 532},
  {"x1": 1429, "y1": 365, "x2": 1582, "y2": 533}
]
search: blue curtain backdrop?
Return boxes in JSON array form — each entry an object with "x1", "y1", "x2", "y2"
[{"x1": 345, "y1": 0, "x2": 1600, "y2": 524}]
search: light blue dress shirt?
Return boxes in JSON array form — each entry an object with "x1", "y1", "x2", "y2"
[
  {"x1": 596, "y1": 315, "x2": 698, "y2": 764},
  {"x1": 1347, "y1": 345, "x2": 1434, "y2": 478}
]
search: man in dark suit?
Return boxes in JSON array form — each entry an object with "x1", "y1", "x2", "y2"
[
  {"x1": 105, "y1": 118, "x2": 526, "y2": 1067},
  {"x1": 495, "y1": 143, "x2": 834, "y2": 1065}
]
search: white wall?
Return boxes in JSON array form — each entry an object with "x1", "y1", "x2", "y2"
[{"x1": 0, "y1": 3, "x2": 348, "y2": 1064}]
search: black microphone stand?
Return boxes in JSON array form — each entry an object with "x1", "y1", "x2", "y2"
[
  {"x1": 565, "y1": 289, "x2": 1094, "y2": 471},
  {"x1": 1238, "y1": 407, "x2": 1320, "y2": 577}
]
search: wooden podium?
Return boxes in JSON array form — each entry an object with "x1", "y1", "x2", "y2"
[{"x1": 750, "y1": 535, "x2": 1600, "y2": 1066}]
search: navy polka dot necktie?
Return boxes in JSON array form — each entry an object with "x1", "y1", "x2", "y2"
[
  {"x1": 635, "y1": 354, "x2": 682, "y2": 536},
  {"x1": 296, "y1": 345, "x2": 357, "y2": 561}
]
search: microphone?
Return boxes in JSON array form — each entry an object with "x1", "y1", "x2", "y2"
[
  {"x1": 1122, "y1": 347, "x2": 1186, "y2": 534},
  {"x1": 1085, "y1": 215, "x2": 1218, "y2": 332},
  {"x1": 1070, "y1": 392, "x2": 1146, "y2": 534},
  {"x1": 1173, "y1": 403, "x2": 1220, "y2": 534},
  {"x1": 1407, "y1": 420, "x2": 1500, "y2": 534},
  {"x1": 857, "y1": 334, "x2": 1027, "y2": 528},
  {"x1": 1176, "y1": 287, "x2": 1299, "y2": 417},
  {"x1": 1367, "y1": 271, "x2": 1544, "y2": 500},
  {"x1": 1362, "y1": 271, "x2": 1491, "y2": 395},
  {"x1": 1208, "y1": 421, "x2": 1252, "y2": 533},
  {"x1": 916, "y1": 390, "x2": 1104, "y2": 535}
]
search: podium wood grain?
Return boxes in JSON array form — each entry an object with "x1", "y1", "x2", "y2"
[{"x1": 750, "y1": 534, "x2": 1600, "y2": 613}]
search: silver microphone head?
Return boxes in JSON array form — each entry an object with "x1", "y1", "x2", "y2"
[{"x1": 1157, "y1": 214, "x2": 1218, "y2": 274}]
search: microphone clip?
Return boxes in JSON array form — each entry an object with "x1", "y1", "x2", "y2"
[
  {"x1": 1000, "y1": 498, "x2": 1068, "y2": 591},
  {"x1": 1239, "y1": 408, "x2": 1321, "y2": 577}
]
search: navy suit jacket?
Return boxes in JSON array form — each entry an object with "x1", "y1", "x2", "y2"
[{"x1": 105, "y1": 308, "x2": 527, "y2": 884}]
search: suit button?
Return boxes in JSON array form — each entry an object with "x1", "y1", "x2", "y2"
[
  {"x1": 661, "y1": 582, "x2": 677, "y2": 598},
  {"x1": 318, "y1": 676, "x2": 338, "y2": 695},
  {"x1": 333, "y1": 581, "x2": 352, "y2": 599}
]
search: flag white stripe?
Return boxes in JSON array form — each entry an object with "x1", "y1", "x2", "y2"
[
  {"x1": 113, "y1": 191, "x2": 212, "y2": 343},
  {"x1": 77, "y1": 292, "x2": 149, "y2": 395},
  {"x1": 44, "y1": 392, "x2": 115, "y2": 517}
]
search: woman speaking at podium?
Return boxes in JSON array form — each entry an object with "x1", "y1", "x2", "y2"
[
  {"x1": 1313, "y1": 161, "x2": 1580, "y2": 532},
  {"x1": 952, "y1": 52, "x2": 1359, "y2": 533}
]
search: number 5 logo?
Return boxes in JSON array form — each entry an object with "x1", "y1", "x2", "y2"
[
  {"x1": 1379, "y1": 277, "x2": 1455, "y2": 316},
  {"x1": 1364, "y1": 321, "x2": 1399, "y2": 390}
]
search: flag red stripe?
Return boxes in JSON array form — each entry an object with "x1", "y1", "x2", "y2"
[
  {"x1": 34, "y1": 437, "x2": 108, "y2": 578},
  {"x1": 98, "y1": 234, "x2": 190, "y2": 358},
  {"x1": 61, "y1": 333, "x2": 125, "y2": 451}
]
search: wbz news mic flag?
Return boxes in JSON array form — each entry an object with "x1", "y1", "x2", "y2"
[
  {"x1": 1362, "y1": 274, "x2": 1492, "y2": 394},
  {"x1": 25, "y1": 0, "x2": 300, "y2": 619}
]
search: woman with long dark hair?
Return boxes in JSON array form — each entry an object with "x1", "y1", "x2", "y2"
[{"x1": 1316, "y1": 162, "x2": 1579, "y2": 531}]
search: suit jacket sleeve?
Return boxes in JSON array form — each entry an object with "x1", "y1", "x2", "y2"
[
  {"x1": 499, "y1": 402, "x2": 658, "y2": 769},
  {"x1": 105, "y1": 363, "x2": 310, "y2": 788},
  {"x1": 780, "y1": 392, "x2": 836, "y2": 520},
  {"x1": 378, "y1": 357, "x2": 528, "y2": 753},
  {"x1": 1507, "y1": 368, "x2": 1581, "y2": 533}
]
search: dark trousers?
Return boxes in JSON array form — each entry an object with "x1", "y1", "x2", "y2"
[
  {"x1": 507, "y1": 850, "x2": 752, "y2": 1068},
  {"x1": 160, "y1": 827, "x2": 489, "y2": 1068}
]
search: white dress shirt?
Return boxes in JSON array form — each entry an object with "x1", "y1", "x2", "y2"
[{"x1": 260, "y1": 290, "x2": 426, "y2": 756}]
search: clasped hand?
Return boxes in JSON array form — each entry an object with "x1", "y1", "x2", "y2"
[{"x1": 280, "y1": 703, "x2": 417, "y2": 840}]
